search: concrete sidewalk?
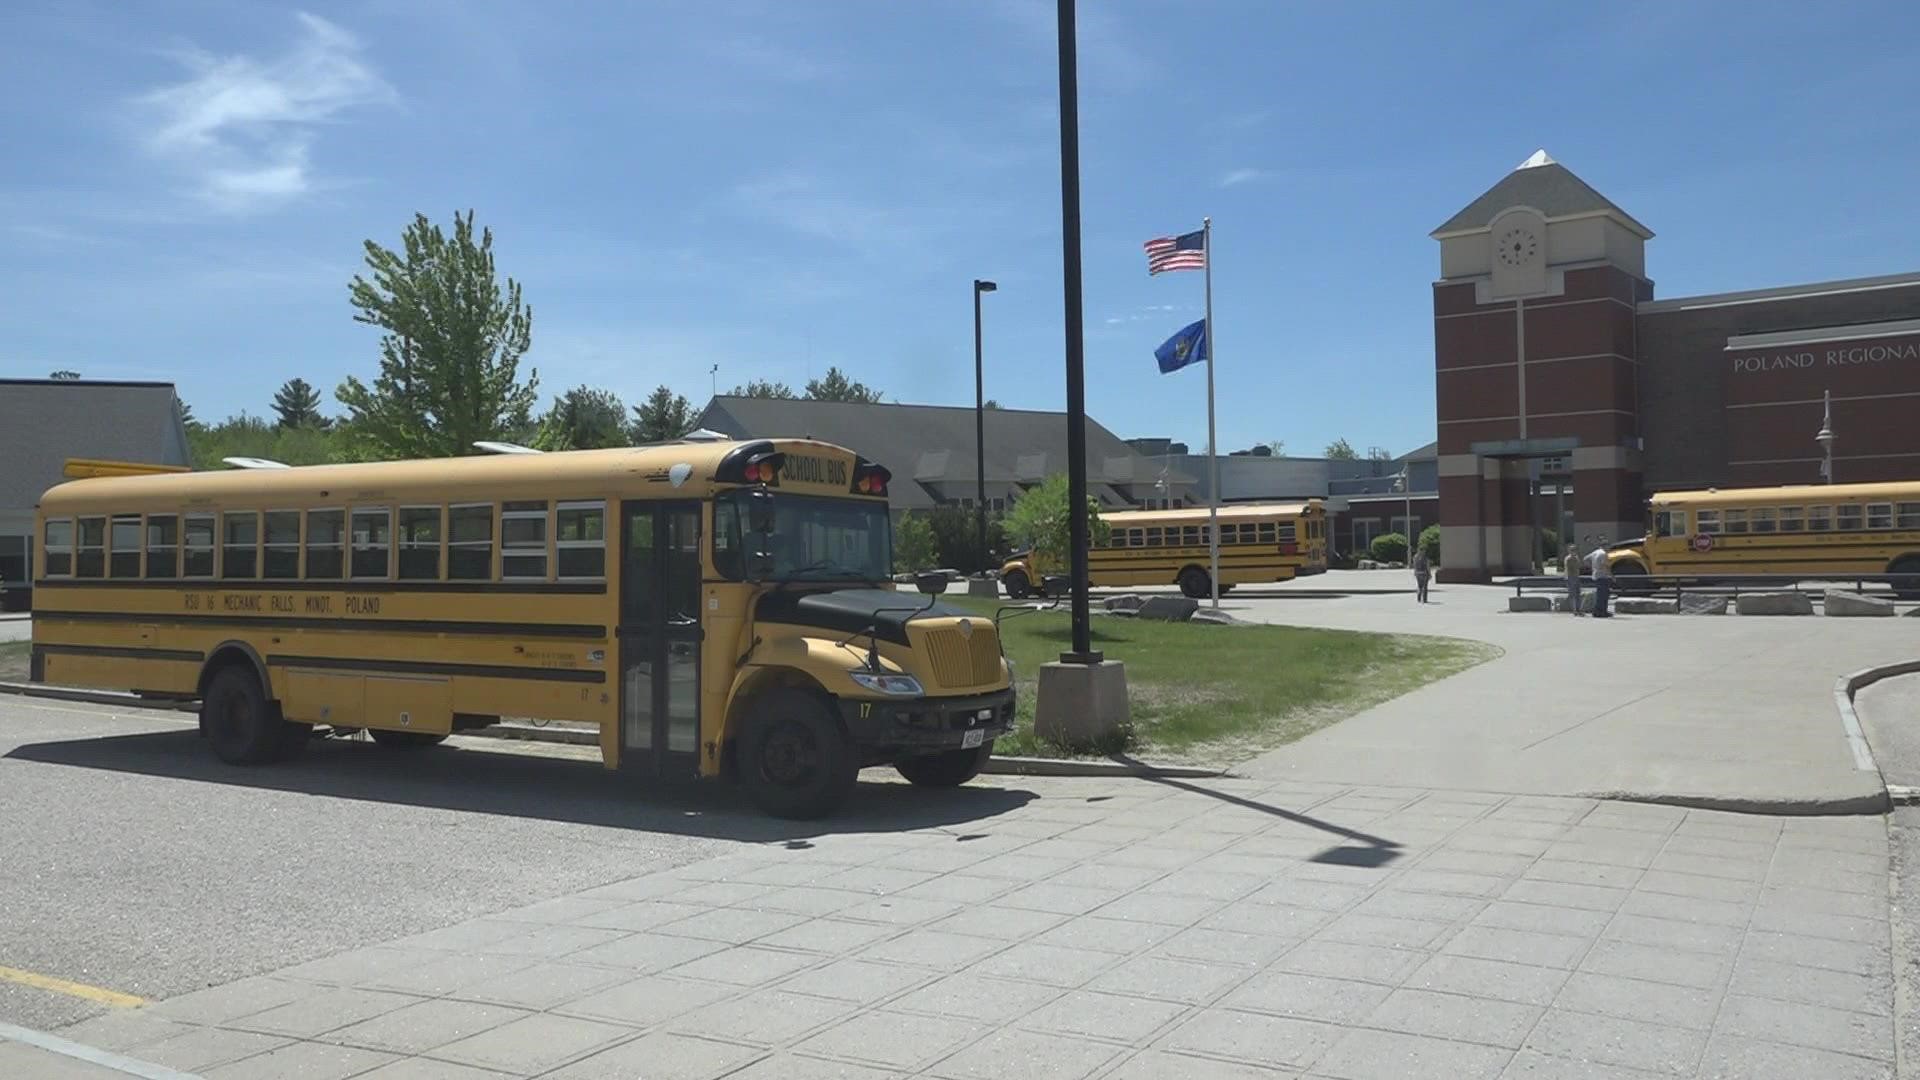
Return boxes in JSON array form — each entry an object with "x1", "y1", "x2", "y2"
[
  {"x1": 1223, "y1": 586, "x2": 1914, "y2": 813},
  {"x1": 51, "y1": 774, "x2": 1894, "y2": 1079}
]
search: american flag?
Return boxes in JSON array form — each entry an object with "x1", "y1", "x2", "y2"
[{"x1": 1144, "y1": 228, "x2": 1206, "y2": 274}]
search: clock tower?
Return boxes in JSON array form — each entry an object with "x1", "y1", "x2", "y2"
[{"x1": 1429, "y1": 150, "x2": 1654, "y2": 581}]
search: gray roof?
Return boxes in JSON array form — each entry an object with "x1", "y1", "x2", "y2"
[
  {"x1": 694, "y1": 397, "x2": 1195, "y2": 512},
  {"x1": 1433, "y1": 154, "x2": 1652, "y2": 239},
  {"x1": 1, "y1": 380, "x2": 192, "y2": 516}
]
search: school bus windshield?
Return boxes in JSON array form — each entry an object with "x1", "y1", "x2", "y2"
[{"x1": 714, "y1": 491, "x2": 892, "y2": 581}]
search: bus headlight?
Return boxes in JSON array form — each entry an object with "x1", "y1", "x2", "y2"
[{"x1": 850, "y1": 671, "x2": 924, "y2": 696}]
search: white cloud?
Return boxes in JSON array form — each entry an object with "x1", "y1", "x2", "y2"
[
  {"x1": 1218, "y1": 168, "x2": 1269, "y2": 188},
  {"x1": 136, "y1": 13, "x2": 393, "y2": 212}
]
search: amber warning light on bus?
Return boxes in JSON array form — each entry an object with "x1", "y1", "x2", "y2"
[
  {"x1": 851, "y1": 460, "x2": 891, "y2": 497},
  {"x1": 716, "y1": 442, "x2": 785, "y2": 486}
]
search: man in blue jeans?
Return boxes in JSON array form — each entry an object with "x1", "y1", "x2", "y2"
[{"x1": 1586, "y1": 537, "x2": 1613, "y2": 618}]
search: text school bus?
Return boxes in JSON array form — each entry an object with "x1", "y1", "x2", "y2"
[
  {"x1": 31, "y1": 439, "x2": 1014, "y2": 818},
  {"x1": 1000, "y1": 501, "x2": 1328, "y2": 599}
]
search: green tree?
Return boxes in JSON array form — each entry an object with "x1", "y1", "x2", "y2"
[
  {"x1": 804, "y1": 366, "x2": 884, "y2": 403},
  {"x1": 729, "y1": 379, "x2": 796, "y2": 399},
  {"x1": 1002, "y1": 473, "x2": 1110, "y2": 569},
  {"x1": 49, "y1": 369, "x2": 80, "y2": 380},
  {"x1": 532, "y1": 385, "x2": 629, "y2": 450},
  {"x1": 893, "y1": 513, "x2": 937, "y2": 574},
  {"x1": 630, "y1": 384, "x2": 695, "y2": 443},
  {"x1": 188, "y1": 414, "x2": 347, "y2": 470},
  {"x1": 271, "y1": 377, "x2": 328, "y2": 429},
  {"x1": 337, "y1": 210, "x2": 539, "y2": 459},
  {"x1": 983, "y1": 399, "x2": 1002, "y2": 409},
  {"x1": 177, "y1": 398, "x2": 200, "y2": 431},
  {"x1": 1369, "y1": 532, "x2": 1408, "y2": 563},
  {"x1": 1418, "y1": 524, "x2": 1441, "y2": 564},
  {"x1": 1323, "y1": 438, "x2": 1357, "y2": 460},
  {"x1": 927, "y1": 506, "x2": 1007, "y2": 574},
  {"x1": 1266, "y1": 439, "x2": 1285, "y2": 456}
]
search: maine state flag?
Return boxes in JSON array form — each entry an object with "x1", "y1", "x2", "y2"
[{"x1": 1155, "y1": 319, "x2": 1208, "y2": 373}]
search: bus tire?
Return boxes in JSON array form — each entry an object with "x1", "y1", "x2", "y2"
[
  {"x1": 201, "y1": 666, "x2": 285, "y2": 766},
  {"x1": 896, "y1": 745, "x2": 991, "y2": 787},
  {"x1": 740, "y1": 689, "x2": 857, "y2": 819},
  {"x1": 1890, "y1": 556, "x2": 1920, "y2": 600},
  {"x1": 369, "y1": 729, "x2": 449, "y2": 749},
  {"x1": 1177, "y1": 567, "x2": 1210, "y2": 599},
  {"x1": 1002, "y1": 570, "x2": 1031, "y2": 599},
  {"x1": 1611, "y1": 560, "x2": 1649, "y2": 594},
  {"x1": 276, "y1": 721, "x2": 314, "y2": 761}
]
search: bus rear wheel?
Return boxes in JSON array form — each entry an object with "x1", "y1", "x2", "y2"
[
  {"x1": 1890, "y1": 556, "x2": 1920, "y2": 600},
  {"x1": 202, "y1": 666, "x2": 293, "y2": 765},
  {"x1": 370, "y1": 729, "x2": 449, "y2": 749},
  {"x1": 740, "y1": 689, "x2": 857, "y2": 819},
  {"x1": 896, "y1": 745, "x2": 992, "y2": 787},
  {"x1": 1002, "y1": 570, "x2": 1031, "y2": 599},
  {"x1": 1177, "y1": 567, "x2": 1211, "y2": 599}
]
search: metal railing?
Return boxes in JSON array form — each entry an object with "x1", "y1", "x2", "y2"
[{"x1": 1510, "y1": 572, "x2": 1918, "y2": 603}]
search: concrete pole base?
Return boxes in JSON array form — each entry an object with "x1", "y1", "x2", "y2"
[
  {"x1": 1034, "y1": 660, "x2": 1131, "y2": 751},
  {"x1": 966, "y1": 577, "x2": 1000, "y2": 598}
]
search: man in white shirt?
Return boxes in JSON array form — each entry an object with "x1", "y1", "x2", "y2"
[{"x1": 1586, "y1": 537, "x2": 1613, "y2": 618}]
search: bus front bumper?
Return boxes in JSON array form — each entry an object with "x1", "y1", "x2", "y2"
[{"x1": 839, "y1": 688, "x2": 1017, "y2": 749}]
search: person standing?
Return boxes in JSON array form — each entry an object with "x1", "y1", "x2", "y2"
[
  {"x1": 1562, "y1": 544, "x2": 1583, "y2": 616},
  {"x1": 1411, "y1": 546, "x2": 1431, "y2": 604},
  {"x1": 1586, "y1": 537, "x2": 1614, "y2": 618}
]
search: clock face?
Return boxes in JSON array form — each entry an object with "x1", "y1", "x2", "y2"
[{"x1": 1497, "y1": 227, "x2": 1539, "y2": 268}]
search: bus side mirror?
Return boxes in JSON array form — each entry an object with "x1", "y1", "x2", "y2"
[
  {"x1": 746, "y1": 490, "x2": 777, "y2": 534},
  {"x1": 914, "y1": 572, "x2": 948, "y2": 596}
]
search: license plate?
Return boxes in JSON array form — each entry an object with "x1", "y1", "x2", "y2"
[{"x1": 962, "y1": 729, "x2": 985, "y2": 749}]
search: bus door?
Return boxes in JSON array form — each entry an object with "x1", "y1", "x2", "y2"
[{"x1": 618, "y1": 501, "x2": 702, "y2": 777}]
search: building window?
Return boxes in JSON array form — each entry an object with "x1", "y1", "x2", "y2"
[
  {"x1": 556, "y1": 501, "x2": 605, "y2": 579},
  {"x1": 222, "y1": 512, "x2": 258, "y2": 578},
  {"x1": 1723, "y1": 509, "x2": 1749, "y2": 535},
  {"x1": 0, "y1": 535, "x2": 29, "y2": 587},
  {"x1": 146, "y1": 515, "x2": 179, "y2": 579},
  {"x1": 1868, "y1": 503, "x2": 1896, "y2": 531},
  {"x1": 1807, "y1": 506, "x2": 1832, "y2": 532},
  {"x1": 502, "y1": 502, "x2": 549, "y2": 580},
  {"x1": 1777, "y1": 506, "x2": 1803, "y2": 533},
  {"x1": 351, "y1": 508, "x2": 392, "y2": 579},
  {"x1": 109, "y1": 515, "x2": 142, "y2": 578},
  {"x1": 43, "y1": 519, "x2": 74, "y2": 577},
  {"x1": 397, "y1": 507, "x2": 442, "y2": 580},
  {"x1": 449, "y1": 504, "x2": 494, "y2": 580},
  {"x1": 1899, "y1": 503, "x2": 1920, "y2": 530},
  {"x1": 263, "y1": 512, "x2": 301, "y2": 579},
  {"x1": 1392, "y1": 516, "x2": 1417, "y2": 538},
  {"x1": 183, "y1": 514, "x2": 215, "y2": 577},
  {"x1": 1837, "y1": 505, "x2": 1864, "y2": 531},
  {"x1": 1750, "y1": 508, "x2": 1777, "y2": 535},
  {"x1": 306, "y1": 510, "x2": 344, "y2": 579},
  {"x1": 1353, "y1": 519, "x2": 1380, "y2": 550}
]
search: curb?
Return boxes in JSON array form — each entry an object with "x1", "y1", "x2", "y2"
[
  {"x1": 1836, "y1": 659, "x2": 1920, "y2": 811},
  {"x1": 1593, "y1": 790, "x2": 1894, "y2": 818}
]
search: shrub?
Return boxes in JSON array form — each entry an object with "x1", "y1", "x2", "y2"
[
  {"x1": 1368, "y1": 532, "x2": 1408, "y2": 563},
  {"x1": 1418, "y1": 524, "x2": 1441, "y2": 564},
  {"x1": 893, "y1": 513, "x2": 936, "y2": 574}
]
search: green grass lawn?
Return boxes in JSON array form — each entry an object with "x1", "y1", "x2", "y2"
[
  {"x1": 944, "y1": 598, "x2": 1496, "y2": 765},
  {"x1": 0, "y1": 640, "x2": 28, "y2": 683}
]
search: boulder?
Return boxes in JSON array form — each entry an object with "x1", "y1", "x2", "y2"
[
  {"x1": 1103, "y1": 593, "x2": 1146, "y2": 612},
  {"x1": 1509, "y1": 596, "x2": 1553, "y2": 612},
  {"x1": 1190, "y1": 607, "x2": 1243, "y2": 625},
  {"x1": 1678, "y1": 594, "x2": 1728, "y2": 616},
  {"x1": 1735, "y1": 591, "x2": 1814, "y2": 616},
  {"x1": 1614, "y1": 598, "x2": 1678, "y2": 615},
  {"x1": 1136, "y1": 596, "x2": 1200, "y2": 622},
  {"x1": 1358, "y1": 559, "x2": 1381, "y2": 570},
  {"x1": 1824, "y1": 590, "x2": 1896, "y2": 617}
]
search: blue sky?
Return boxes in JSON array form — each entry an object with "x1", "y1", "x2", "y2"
[{"x1": 5, "y1": 1, "x2": 1919, "y2": 457}]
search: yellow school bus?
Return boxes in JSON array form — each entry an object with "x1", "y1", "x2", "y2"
[
  {"x1": 1605, "y1": 480, "x2": 1920, "y2": 593},
  {"x1": 30, "y1": 439, "x2": 1013, "y2": 818},
  {"x1": 999, "y1": 501, "x2": 1327, "y2": 599}
]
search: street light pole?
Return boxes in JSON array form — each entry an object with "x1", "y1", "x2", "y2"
[
  {"x1": 1397, "y1": 465, "x2": 1411, "y2": 551},
  {"x1": 1055, "y1": 0, "x2": 1097, "y2": 663},
  {"x1": 1817, "y1": 389, "x2": 1836, "y2": 484},
  {"x1": 973, "y1": 279, "x2": 997, "y2": 573}
]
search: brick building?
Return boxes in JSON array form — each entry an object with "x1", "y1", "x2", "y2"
[{"x1": 1431, "y1": 150, "x2": 1920, "y2": 581}]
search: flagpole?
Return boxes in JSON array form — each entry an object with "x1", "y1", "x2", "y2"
[{"x1": 1203, "y1": 217, "x2": 1220, "y2": 609}]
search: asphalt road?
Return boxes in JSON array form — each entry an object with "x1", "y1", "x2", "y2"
[
  {"x1": 0, "y1": 697, "x2": 772, "y2": 1032},
  {"x1": 1856, "y1": 675, "x2": 1920, "y2": 1077}
]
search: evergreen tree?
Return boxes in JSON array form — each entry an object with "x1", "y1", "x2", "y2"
[
  {"x1": 271, "y1": 377, "x2": 327, "y2": 429},
  {"x1": 728, "y1": 379, "x2": 796, "y2": 399},
  {"x1": 804, "y1": 366, "x2": 884, "y2": 403},
  {"x1": 630, "y1": 385, "x2": 695, "y2": 443},
  {"x1": 337, "y1": 210, "x2": 539, "y2": 458},
  {"x1": 48, "y1": 369, "x2": 80, "y2": 380},
  {"x1": 1323, "y1": 438, "x2": 1358, "y2": 460},
  {"x1": 532, "y1": 386, "x2": 629, "y2": 450}
]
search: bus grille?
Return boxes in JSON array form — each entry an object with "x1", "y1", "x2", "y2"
[{"x1": 924, "y1": 627, "x2": 1002, "y2": 688}]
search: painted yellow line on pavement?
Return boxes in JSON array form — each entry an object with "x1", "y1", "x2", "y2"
[{"x1": 0, "y1": 964, "x2": 146, "y2": 1008}]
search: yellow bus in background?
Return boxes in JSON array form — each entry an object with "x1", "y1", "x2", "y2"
[
  {"x1": 1605, "y1": 480, "x2": 1920, "y2": 594},
  {"x1": 31, "y1": 439, "x2": 1013, "y2": 818},
  {"x1": 1000, "y1": 501, "x2": 1327, "y2": 599}
]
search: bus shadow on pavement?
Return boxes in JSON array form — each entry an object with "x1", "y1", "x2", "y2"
[{"x1": 5, "y1": 730, "x2": 1039, "y2": 843}]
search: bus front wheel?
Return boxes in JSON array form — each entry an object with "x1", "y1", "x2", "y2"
[
  {"x1": 370, "y1": 729, "x2": 449, "y2": 749},
  {"x1": 1178, "y1": 567, "x2": 1211, "y2": 599},
  {"x1": 1002, "y1": 570, "x2": 1031, "y2": 599},
  {"x1": 896, "y1": 745, "x2": 991, "y2": 787},
  {"x1": 202, "y1": 667, "x2": 295, "y2": 765},
  {"x1": 1611, "y1": 561, "x2": 1649, "y2": 594},
  {"x1": 741, "y1": 689, "x2": 857, "y2": 819}
]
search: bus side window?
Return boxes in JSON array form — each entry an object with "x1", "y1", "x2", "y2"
[
  {"x1": 398, "y1": 506, "x2": 443, "y2": 580},
  {"x1": 1837, "y1": 505, "x2": 1864, "y2": 531},
  {"x1": 76, "y1": 516, "x2": 106, "y2": 577},
  {"x1": 351, "y1": 507, "x2": 393, "y2": 579},
  {"x1": 1778, "y1": 506, "x2": 1804, "y2": 533},
  {"x1": 1696, "y1": 510, "x2": 1720, "y2": 534},
  {"x1": 556, "y1": 502, "x2": 604, "y2": 579},
  {"x1": 183, "y1": 514, "x2": 216, "y2": 577},
  {"x1": 222, "y1": 512, "x2": 258, "y2": 578},
  {"x1": 263, "y1": 511, "x2": 301, "y2": 579},
  {"x1": 1655, "y1": 509, "x2": 1688, "y2": 538},
  {"x1": 1258, "y1": 523, "x2": 1276, "y2": 544},
  {"x1": 1868, "y1": 502, "x2": 1895, "y2": 530},
  {"x1": 501, "y1": 502, "x2": 548, "y2": 580},
  {"x1": 449, "y1": 504, "x2": 494, "y2": 580},
  {"x1": 712, "y1": 500, "x2": 742, "y2": 579},
  {"x1": 1127, "y1": 528, "x2": 1145, "y2": 548},
  {"x1": 305, "y1": 510, "x2": 345, "y2": 579},
  {"x1": 43, "y1": 517, "x2": 75, "y2": 577},
  {"x1": 146, "y1": 515, "x2": 179, "y2": 579},
  {"x1": 1750, "y1": 508, "x2": 1777, "y2": 534},
  {"x1": 1900, "y1": 503, "x2": 1920, "y2": 530},
  {"x1": 1182, "y1": 526, "x2": 1200, "y2": 546},
  {"x1": 1145, "y1": 527, "x2": 1162, "y2": 547},
  {"x1": 1807, "y1": 506, "x2": 1832, "y2": 532},
  {"x1": 109, "y1": 515, "x2": 142, "y2": 578},
  {"x1": 1723, "y1": 510, "x2": 1748, "y2": 535}
]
